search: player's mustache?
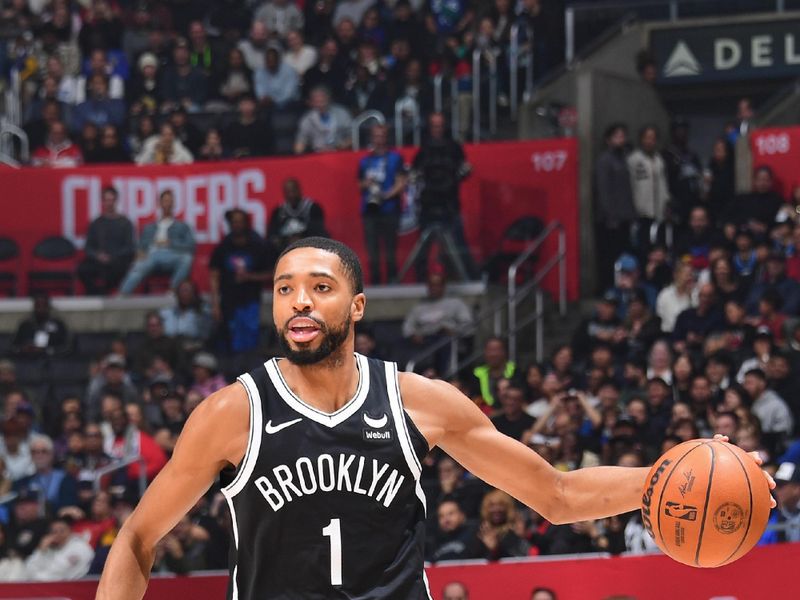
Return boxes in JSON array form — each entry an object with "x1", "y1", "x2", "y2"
[{"x1": 282, "y1": 313, "x2": 327, "y2": 332}]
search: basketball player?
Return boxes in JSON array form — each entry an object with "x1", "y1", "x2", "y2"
[{"x1": 96, "y1": 238, "x2": 774, "y2": 599}]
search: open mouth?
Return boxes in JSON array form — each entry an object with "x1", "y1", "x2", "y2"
[{"x1": 287, "y1": 317, "x2": 322, "y2": 343}]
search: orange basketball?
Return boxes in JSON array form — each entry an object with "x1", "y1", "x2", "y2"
[{"x1": 640, "y1": 439, "x2": 771, "y2": 568}]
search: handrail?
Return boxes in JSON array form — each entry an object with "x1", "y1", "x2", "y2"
[
  {"x1": 433, "y1": 74, "x2": 444, "y2": 114},
  {"x1": 489, "y1": 53, "x2": 498, "y2": 135},
  {"x1": 351, "y1": 110, "x2": 386, "y2": 151},
  {"x1": 472, "y1": 49, "x2": 481, "y2": 142},
  {"x1": 394, "y1": 96, "x2": 421, "y2": 147},
  {"x1": 508, "y1": 222, "x2": 567, "y2": 362},
  {"x1": 450, "y1": 78, "x2": 460, "y2": 140},
  {"x1": 0, "y1": 121, "x2": 29, "y2": 164},
  {"x1": 93, "y1": 455, "x2": 148, "y2": 498}
]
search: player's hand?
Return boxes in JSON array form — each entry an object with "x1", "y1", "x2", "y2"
[{"x1": 713, "y1": 434, "x2": 777, "y2": 508}]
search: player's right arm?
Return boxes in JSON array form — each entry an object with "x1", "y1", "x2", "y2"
[{"x1": 95, "y1": 383, "x2": 249, "y2": 600}]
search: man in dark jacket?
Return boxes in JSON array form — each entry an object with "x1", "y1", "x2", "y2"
[
  {"x1": 594, "y1": 123, "x2": 636, "y2": 293},
  {"x1": 78, "y1": 186, "x2": 135, "y2": 294}
]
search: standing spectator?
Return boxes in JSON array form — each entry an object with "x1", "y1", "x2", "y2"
[
  {"x1": 118, "y1": 190, "x2": 196, "y2": 294},
  {"x1": 725, "y1": 166, "x2": 784, "y2": 237},
  {"x1": 267, "y1": 178, "x2": 328, "y2": 256},
  {"x1": 662, "y1": 118, "x2": 702, "y2": 225},
  {"x1": 136, "y1": 123, "x2": 194, "y2": 165},
  {"x1": 705, "y1": 138, "x2": 735, "y2": 223},
  {"x1": 209, "y1": 209, "x2": 272, "y2": 354},
  {"x1": 284, "y1": 30, "x2": 318, "y2": 77},
  {"x1": 627, "y1": 125, "x2": 670, "y2": 256},
  {"x1": 30, "y1": 120, "x2": 83, "y2": 167},
  {"x1": 160, "y1": 38, "x2": 208, "y2": 112},
  {"x1": 595, "y1": 123, "x2": 636, "y2": 293},
  {"x1": 358, "y1": 123, "x2": 407, "y2": 284},
  {"x1": 11, "y1": 293, "x2": 69, "y2": 356},
  {"x1": 655, "y1": 262, "x2": 696, "y2": 334},
  {"x1": 255, "y1": 0, "x2": 304, "y2": 39},
  {"x1": 294, "y1": 86, "x2": 352, "y2": 153},
  {"x1": 78, "y1": 186, "x2": 135, "y2": 295},
  {"x1": 254, "y1": 46, "x2": 299, "y2": 109},
  {"x1": 238, "y1": 21, "x2": 270, "y2": 72},
  {"x1": 471, "y1": 337, "x2": 516, "y2": 409},
  {"x1": 224, "y1": 95, "x2": 273, "y2": 158},
  {"x1": 15, "y1": 434, "x2": 78, "y2": 512},
  {"x1": 24, "y1": 516, "x2": 93, "y2": 581},
  {"x1": 212, "y1": 48, "x2": 254, "y2": 106},
  {"x1": 70, "y1": 75, "x2": 126, "y2": 132},
  {"x1": 411, "y1": 112, "x2": 476, "y2": 281}
]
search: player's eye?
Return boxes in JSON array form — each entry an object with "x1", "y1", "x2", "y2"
[
  {"x1": 316, "y1": 284, "x2": 331, "y2": 292},
  {"x1": 277, "y1": 285, "x2": 291, "y2": 294}
]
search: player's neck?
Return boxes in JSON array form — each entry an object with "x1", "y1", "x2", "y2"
[{"x1": 280, "y1": 347, "x2": 360, "y2": 412}]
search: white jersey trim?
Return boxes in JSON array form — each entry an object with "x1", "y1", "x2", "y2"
[
  {"x1": 384, "y1": 361, "x2": 427, "y2": 516},
  {"x1": 266, "y1": 353, "x2": 370, "y2": 428},
  {"x1": 221, "y1": 373, "x2": 264, "y2": 497}
]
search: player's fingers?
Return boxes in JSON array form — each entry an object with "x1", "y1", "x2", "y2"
[
  {"x1": 770, "y1": 493, "x2": 777, "y2": 509},
  {"x1": 763, "y1": 469, "x2": 776, "y2": 490},
  {"x1": 712, "y1": 434, "x2": 729, "y2": 443},
  {"x1": 748, "y1": 451, "x2": 764, "y2": 466}
]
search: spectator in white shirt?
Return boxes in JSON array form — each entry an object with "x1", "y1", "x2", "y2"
[
  {"x1": 254, "y1": 0, "x2": 304, "y2": 38},
  {"x1": 24, "y1": 516, "x2": 93, "y2": 581},
  {"x1": 136, "y1": 123, "x2": 194, "y2": 165},
  {"x1": 656, "y1": 262, "x2": 696, "y2": 333},
  {"x1": 237, "y1": 21, "x2": 270, "y2": 72},
  {"x1": 284, "y1": 30, "x2": 318, "y2": 76}
]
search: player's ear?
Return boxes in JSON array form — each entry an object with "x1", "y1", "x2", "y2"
[{"x1": 351, "y1": 292, "x2": 366, "y2": 322}]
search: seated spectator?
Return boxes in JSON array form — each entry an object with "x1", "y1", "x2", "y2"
[
  {"x1": 84, "y1": 124, "x2": 127, "y2": 164},
  {"x1": 127, "y1": 115, "x2": 156, "y2": 158},
  {"x1": 267, "y1": 178, "x2": 328, "y2": 255},
  {"x1": 78, "y1": 186, "x2": 135, "y2": 294},
  {"x1": 160, "y1": 38, "x2": 208, "y2": 112},
  {"x1": 471, "y1": 337, "x2": 516, "y2": 409},
  {"x1": 86, "y1": 356, "x2": 139, "y2": 422},
  {"x1": 0, "y1": 521, "x2": 26, "y2": 581},
  {"x1": 24, "y1": 516, "x2": 93, "y2": 581},
  {"x1": 210, "y1": 209, "x2": 272, "y2": 354},
  {"x1": 238, "y1": 21, "x2": 270, "y2": 72},
  {"x1": 152, "y1": 515, "x2": 208, "y2": 574},
  {"x1": 168, "y1": 107, "x2": 205, "y2": 156},
  {"x1": 748, "y1": 289, "x2": 787, "y2": 346},
  {"x1": 153, "y1": 391, "x2": 188, "y2": 456},
  {"x1": 189, "y1": 353, "x2": 227, "y2": 399},
  {"x1": 11, "y1": 293, "x2": 69, "y2": 356},
  {"x1": 15, "y1": 434, "x2": 78, "y2": 512},
  {"x1": 655, "y1": 262, "x2": 695, "y2": 334},
  {"x1": 255, "y1": 46, "x2": 300, "y2": 109},
  {"x1": 402, "y1": 272, "x2": 473, "y2": 373},
  {"x1": 76, "y1": 422, "x2": 114, "y2": 490},
  {"x1": 760, "y1": 461, "x2": 800, "y2": 544},
  {"x1": 284, "y1": 30, "x2": 318, "y2": 76},
  {"x1": 119, "y1": 190, "x2": 196, "y2": 294},
  {"x1": 742, "y1": 368, "x2": 794, "y2": 439},
  {"x1": 71, "y1": 74, "x2": 126, "y2": 132},
  {"x1": 187, "y1": 20, "x2": 223, "y2": 77},
  {"x1": 672, "y1": 283, "x2": 724, "y2": 354},
  {"x1": 135, "y1": 123, "x2": 194, "y2": 165},
  {"x1": 105, "y1": 404, "x2": 167, "y2": 484},
  {"x1": 212, "y1": 48, "x2": 255, "y2": 106},
  {"x1": 571, "y1": 291, "x2": 623, "y2": 362},
  {"x1": 30, "y1": 120, "x2": 83, "y2": 167},
  {"x1": 746, "y1": 252, "x2": 800, "y2": 316},
  {"x1": 294, "y1": 86, "x2": 353, "y2": 154},
  {"x1": 0, "y1": 418, "x2": 34, "y2": 482},
  {"x1": 491, "y1": 383, "x2": 535, "y2": 442},
  {"x1": 622, "y1": 289, "x2": 662, "y2": 358},
  {"x1": 427, "y1": 499, "x2": 480, "y2": 562},
  {"x1": 255, "y1": 0, "x2": 304, "y2": 37},
  {"x1": 24, "y1": 97, "x2": 66, "y2": 151},
  {"x1": 709, "y1": 256, "x2": 746, "y2": 305},
  {"x1": 724, "y1": 166, "x2": 784, "y2": 236},
  {"x1": 674, "y1": 206, "x2": 723, "y2": 271},
  {"x1": 605, "y1": 254, "x2": 657, "y2": 320},
  {"x1": 224, "y1": 95, "x2": 273, "y2": 158},
  {"x1": 75, "y1": 49, "x2": 125, "y2": 105},
  {"x1": 131, "y1": 313, "x2": 183, "y2": 378},
  {"x1": 343, "y1": 62, "x2": 390, "y2": 116},
  {"x1": 302, "y1": 39, "x2": 347, "y2": 102},
  {"x1": 126, "y1": 52, "x2": 162, "y2": 115},
  {"x1": 197, "y1": 128, "x2": 226, "y2": 161},
  {"x1": 475, "y1": 490, "x2": 529, "y2": 559},
  {"x1": 68, "y1": 490, "x2": 116, "y2": 550},
  {"x1": 159, "y1": 280, "x2": 212, "y2": 349}
]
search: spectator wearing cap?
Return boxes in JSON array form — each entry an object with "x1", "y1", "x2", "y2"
[
  {"x1": 209, "y1": 209, "x2": 272, "y2": 354},
  {"x1": 15, "y1": 434, "x2": 78, "y2": 512},
  {"x1": 672, "y1": 283, "x2": 724, "y2": 355},
  {"x1": 254, "y1": 45, "x2": 300, "y2": 109},
  {"x1": 656, "y1": 262, "x2": 696, "y2": 334},
  {"x1": 594, "y1": 123, "x2": 636, "y2": 293},
  {"x1": 7, "y1": 488, "x2": 49, "y2": 559},
  {"x1": 605, "y1": 254, "x2": 657, "y2": 320},
  {"x1": 760, "y1": 461, "x2": 800, "y2": 544},
  {"x1": 746, "y1": 252, "x2": 800, "y2": 317},
  {"x1": 294, "y1": 86, "x2": 353, "y2": 154},
  {"x1": 189, "y1": 353, "x2": 226, "y2": 398},
  {"x1": 11, "y1": 293, "x2": 69, "y2": 356},
  {"x1": 24, "y1": 515, "x2": 93, "y2": 580},
  {"x1": 571, "y1": 291, "x2": 622, "y2": 363},
  {"x1": 160, "y1": 38, "x2": 208, "y2": 112},
  {"x1": 724, "y1": 166, "x2": 784, "y2": 237},
  {"x1": 126, "y1": 52, "x2": 162, "y2": 115},
  {"x1": 742, "y1": 368, "x2": 794, "y2": 438},
  {"x1": 85, "y1": 354, "x2": 139, "y2": 422}
]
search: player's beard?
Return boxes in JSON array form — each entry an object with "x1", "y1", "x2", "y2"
[{"x1": 278, "y1": 312, "x2": 352, "y2": 366}]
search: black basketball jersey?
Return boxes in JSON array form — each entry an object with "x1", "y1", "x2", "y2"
[{"x1": 221, "y1": 353, "x2": 432, "y2": 600}]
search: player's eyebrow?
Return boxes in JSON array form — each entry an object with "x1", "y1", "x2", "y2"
[
  {"x1": 274, "y1": 273, "x2": 293, "y2": 283},
  {"x1": 274, "y1": 271, "x2": 338, "y2": 283}
]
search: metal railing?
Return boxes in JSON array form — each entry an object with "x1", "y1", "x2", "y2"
[
  {"x1": 0, "y1": 121, "x2": 29, "y2": 167},
  {"x1": 351, "y1": 110, "x2": 386, "y2": 151},
  {"x1": 405, "y1": 220, "x2": 568, "y2": 375},
  {"x1": 93, "y1": 455, "x2": 148, "y2": 498},
  {"x1": 508, "y1": 222, "x2": 567, "y2": 363},
  {"x1": 394, "y1": 96, "x2": 421, "y2": 147},
  {"x1": 450, "y1": 77, "x2": 460, "y2": 140},
  {"x1": 433, "y1": 74, "x2": 444, "y2": 114}
]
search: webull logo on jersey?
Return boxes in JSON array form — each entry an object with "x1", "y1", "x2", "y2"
[
  {"x1": 254, "y1": 453, "x2": 405, "y2": 512},
  {"x1": 362, "y1": 412, "x2": 392, "y2": 443}
]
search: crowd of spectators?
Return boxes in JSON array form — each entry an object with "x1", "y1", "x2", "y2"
[{"x1": 1, "y1": 0, "x2": 565, "y2": 164}]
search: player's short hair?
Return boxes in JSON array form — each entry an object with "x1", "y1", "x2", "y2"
[{"x1": 278, "y1": 237, "x2": 364, "y2": 294}]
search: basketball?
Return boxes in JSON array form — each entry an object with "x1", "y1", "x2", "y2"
[{"x1": 640, "y1": 439, "x2": 771, "y2": 568}]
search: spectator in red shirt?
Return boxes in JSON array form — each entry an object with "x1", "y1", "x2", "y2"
[
  {"x1": 30, "y1": 121, "x2": 83, "y2": 168},
  {"x1": 105, "y1": 405, "x2": 167, "y2": 484},
  {"x1": 66, "y1": 490, "x2": 116, "y2": 549}
]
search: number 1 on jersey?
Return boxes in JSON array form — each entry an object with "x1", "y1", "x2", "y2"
[{"x1": 322, "y1": 518, "x2": 342, "y2": 585}]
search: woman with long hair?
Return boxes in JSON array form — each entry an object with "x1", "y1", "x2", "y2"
[{"x1": 476, "y1": 489, "x2": 530, "y2": 560}]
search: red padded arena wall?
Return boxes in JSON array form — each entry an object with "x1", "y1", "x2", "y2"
[{"x1": 0, "y1": 138, "x2": 579, "y2": 298}]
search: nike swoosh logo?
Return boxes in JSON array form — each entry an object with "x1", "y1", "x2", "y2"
[
  {"x1": 363, "y1": 413, "x2": 388, "y2": 428},
  {"x1": 264, "y1": 418, "x2": 302, "y2": 434}
]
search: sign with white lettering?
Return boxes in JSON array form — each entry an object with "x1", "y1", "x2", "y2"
[{"x1": 650, "y1": 18, "x2": 800, "y2": 84}]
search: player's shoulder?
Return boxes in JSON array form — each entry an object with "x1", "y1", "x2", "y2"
[
  {"x1": 188, "y1": 381, "x2": 250, "y2": 430},
  {"x1": 398, "y1": 372, "x2": 463, "y2": 409}
]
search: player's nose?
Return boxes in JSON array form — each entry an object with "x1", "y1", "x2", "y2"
[{"x1": 291, "y1": 286, "x2": 313, "y2": 312}]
